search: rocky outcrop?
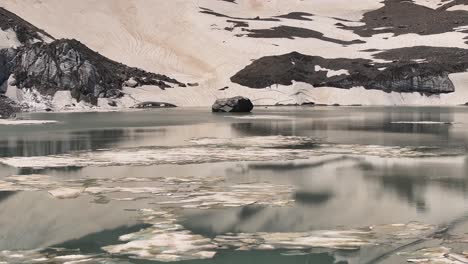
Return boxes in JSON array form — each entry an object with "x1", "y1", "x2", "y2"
[
  {"x1": 1, "y1": 39, "x2": 185, "y2": 105},
  {"x1": 212, "y1": 96, "x2": 254, "y2": 112},
  {"x1": 231, "y1": 50, "x2": 462, "y2": 94},
  {"x1": 0, "y1": 95, "x2": 19, "y2": 118},
  {"x1": 0, "y1": 48, "x2": 16, "y2": 88}
]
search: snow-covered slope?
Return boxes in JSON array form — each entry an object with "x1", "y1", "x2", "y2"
[{"x1": 2, "y1": 0, "x2": 468, "y2": 106}]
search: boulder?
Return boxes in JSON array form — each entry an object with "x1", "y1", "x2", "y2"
[{"x1": 212, "y1": 96, "x2": 254, "y2": 113}]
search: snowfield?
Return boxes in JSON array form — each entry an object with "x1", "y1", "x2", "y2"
[{"x1": 2, "y1": 0, "x2": 468, "y2": 107}]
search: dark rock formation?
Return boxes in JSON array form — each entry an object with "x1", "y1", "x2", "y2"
[
  {"x1": 132, "y1": 101, "x2": 177, "y2": 108},
  {"x1": 0, "y1": 48, "x2": 16, "y2": 88},
  {"x1": 0, "y1": 95, "x2": 19, "y2": 118},
  {"x1": 240, "y1": 26, "x2": 365, "y2": 45},
  {"x1": 199, "y1": 7, "x2": 280, "y2": 21},
  {"x1": 230, "y1": 49, "x2": 465, "y2": 94},
  {"x1": 2, "y1": 39, "x2": 184, "y2": 105},
  {"x1": 276, "y1": 12, "x2": 314, "y2": 21},
  {"x1": 212, "y1": 96, "x2": 254, "y2": 112},
  {"x1": 340, "y1": 0, "x2": 468, "y2": 37}
]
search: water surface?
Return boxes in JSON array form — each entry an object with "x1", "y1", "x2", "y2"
[{"x1": 0, "y1": 106, "x2": 467, "y2": 263}]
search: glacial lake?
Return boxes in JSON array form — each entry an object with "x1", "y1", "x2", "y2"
[{"x1": 0, "y1": 106, "x2": 468, "y2": 264}]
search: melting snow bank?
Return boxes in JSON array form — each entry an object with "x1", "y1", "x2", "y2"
[
  {"x1": 0, "y1": 119, "x2": 58, "y2": 125},
  {"x1": 0, "y1": 136, "x2": 463, "y2": 169}
]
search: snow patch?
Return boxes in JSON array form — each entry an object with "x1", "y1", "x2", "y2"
[
  {"x1": 0, "y1": 29, "x2": 20, "y2": 49},
  {"x1": 411, "y1": 0, "x2": 447, "y2": 9},
  {"x1": 315, "y1": 65, "x2": 350, "y2": 77},
  {"x1": 447, "y1": 4, "x2": 468, "y2": 12}
]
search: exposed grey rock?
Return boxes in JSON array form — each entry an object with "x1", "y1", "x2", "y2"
[
  {"x1": 8, "y1": 39, "x2": 184, "y2": 105},
  {"x1": 0, "y1": 48, "x2": 16, "y2": 90},
  {"x1": 132, "y1": 101, "x2": 177, "y2": 108},
  {"x1": 212, "y1": 96, "x2": 254, "y2": 112},
  {"x1": 0, "y1": 95, "x2": 19, "y2": 118},
  {"x1": 0, "y1": 80, "x2": 6, "y2": 94}
]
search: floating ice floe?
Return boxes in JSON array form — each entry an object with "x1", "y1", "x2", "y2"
[
  {"x1": 48, "y1": 188, "x2": 83, "y2": 199},
  {"x1": 103, "y1": 210, "x2": 218, "y2": 262},
  {"x1": 189, "y1": 136, "x2": 319, "y2": 148},
  {"x1": 0, "y1": 173, "x2": 294, "y2": 208},
  {"x1": 223, "y1": 115, "x2": 296, "y2": 120},
  {"x1": 391, "y1": 121, "x2": 455, "y2": 125},
  {"x1": 403, "y1": 246, "x2": 468, "y2": 263},
  {"x1": 0, "y1": 119, "x2": 58, "y2": 125},
  {"x1": 103, "y1": 208, "x2": 437, "y2": 262},
  {"x1": 0, "y1": 172, "x2": 441, "y2": 263},
  {"x1": 0, "y1": 249, "x2": 97, "y2": 264},
  {"x1": 0, "y1": 136, "x2": 462, "y2": 169}
]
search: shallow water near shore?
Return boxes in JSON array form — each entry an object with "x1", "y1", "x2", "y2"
[{"x1": 1, "y1": 106, "x2": 468, "y2": 263}]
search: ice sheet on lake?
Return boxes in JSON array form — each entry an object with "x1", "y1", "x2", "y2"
[{"x1": 0, "y1": 136, "x2": 462, "y2": 169}]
